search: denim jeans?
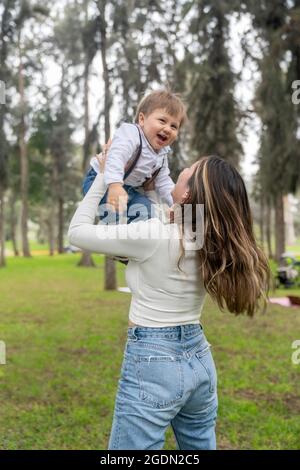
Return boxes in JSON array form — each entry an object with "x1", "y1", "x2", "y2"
[
  {"x1": 82, "y1": 167, "x2": 153, "y2": 224},
  {"x1": 108, "y1": 323, "x2": 218, "y2": 450}
]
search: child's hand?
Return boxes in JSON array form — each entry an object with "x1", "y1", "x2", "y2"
[{"x1": 107, "y1": 183, "x2": 128, "y2": 213}]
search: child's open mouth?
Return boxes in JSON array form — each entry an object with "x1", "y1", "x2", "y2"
[{"x1": 157, "y1": 133, "x2": 168, "y2": 143}]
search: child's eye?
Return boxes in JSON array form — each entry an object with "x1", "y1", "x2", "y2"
[
  {"x1": 159, "y1": 118, "x2": 165, "y2": 123},
  {"x1": 171, "y1": 125, "x2": 178, "y2": 130}
]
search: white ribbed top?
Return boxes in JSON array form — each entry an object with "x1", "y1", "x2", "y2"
[{"x1": 68, "y1": 173, "x2": 206, "y2": 327}]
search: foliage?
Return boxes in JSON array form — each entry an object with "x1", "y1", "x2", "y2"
[{"x1": 0, "y1": 254, "x2": 300, "y2": 449}]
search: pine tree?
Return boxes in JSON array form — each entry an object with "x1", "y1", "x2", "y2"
[
  {"x1": 247, "y1": 0, "x2": 299, "y2": 259},
  {"x1": 0, "y1": 0, "x2": 14, "y2": 266},
  {"x1": 14, "y1": 0, "x2": 48, "y2": 257},
  {"x1": 183, "y1": 0, "x2": 243, "y2": 167}
]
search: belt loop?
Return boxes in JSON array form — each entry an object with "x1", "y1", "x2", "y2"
[
  {"x1": 131, "y1": 326, "x2": 138, "y2": 341},
  {"x1": 180, "y1": 325, "x2": 185, "y2": 341}
]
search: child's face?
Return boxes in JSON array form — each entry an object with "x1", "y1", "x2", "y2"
[{"x1": 138, "y1": 108, "x2": 181, "y2": 152}]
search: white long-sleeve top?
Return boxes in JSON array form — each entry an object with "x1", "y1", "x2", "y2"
[
  {"x1": 90, "y1": 123, "x2": 175, "y2": 207},
  {"x1": 68, "y1": 173, "x2": 206, "y2": 327}
]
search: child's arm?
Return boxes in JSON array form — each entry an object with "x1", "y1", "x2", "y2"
[
  {"x1": 153, "y1": 160, "x2": 175, "y2": 207},
  {"x1": 107, "y1": 182, "x2": 128, "y2": 214},
  {"x1": 104, "y1": 123, "x2": 140, "y2": 185},
  {"x1": 96, "y1": 123, "x2": 140, "y2": 212},
  {"x1": 68, "y1": 173, "x2": 161, "y2": 261},
  {"x1": 105, "y1": 123, "x2": 141, "y2": 212},
  {"x1": 82, "y1": 165, "x2": 128, "y2": 212}
]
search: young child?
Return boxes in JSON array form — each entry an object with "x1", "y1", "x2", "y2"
[{"x1": 82, "y1": 89, "x2": 187, "y2": 224}]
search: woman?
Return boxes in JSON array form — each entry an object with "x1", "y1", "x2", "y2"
[{"x1": 68, "y1": 152, "x2": 269, "y2": 450}]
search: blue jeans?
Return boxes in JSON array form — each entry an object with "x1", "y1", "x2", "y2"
[
  {"x1": 108, "y1": 323, "x2": 218, "y2": 450},
  {"x1": 82, "y1": 167, "x2": 153, "y2": 224}
]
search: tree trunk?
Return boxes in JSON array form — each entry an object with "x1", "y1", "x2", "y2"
[
  {"x1": 259, "y1": 192, "x2": 265, "y2": 248},
  {"x1": 284, "y1": 195, "x2": 296, "y2": 246},
  {"x1": 47, "y1": 206, "x2": 55, "y2": 256},
  {"x1": 105, "y1": 256, "x2": 118, "y2": 290},
  {"x1": 18, "y1": 34, "x2": 31, "y2": 257},
  {"x1": 78, "y1": 40, "x2": 97, "y2": 268},
  {"x1": 78, "y1": 251, "x2": 96, "y2": 267},
  {"x1": 48, "y1": 222, "x2": 55, "y2": 256},
  {"x1": 52, "y1": 162, "x2": 63, "y2": 255},
  {"x1": 82, "y1": 58, "x2": 91, "y2": 173},
  {"x1": 47, "y1": 164, "x2": 56, "y2": 256},
  {"x1": 274, "y1": 193, "x2": 285, "y2": 262},
  {"x1": 0, "y1": 185, "x2": 6, "y2": 267},
  {"x1": 9, "y1": 193, "x2": 19, "y2": 257},
  {"x1": 57, "y1": 196, "x2": 64, "y2": 254},
  {"x1": 266, "y1": 197, "x2": 273, "y2": 260},
  {"x1": 0, "y1": 0, "x2": 9, "y2": 268},
  {"x1": 99, "y1": 0, "x2": 116, "y2": 290}
]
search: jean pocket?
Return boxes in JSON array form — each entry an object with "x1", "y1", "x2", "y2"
[
  {"x1": 134, "y1": 352, "x2": 184, "y2": 409},
  {"x1": 195, "y1": 346, "x2": 217, "y2": 394}
]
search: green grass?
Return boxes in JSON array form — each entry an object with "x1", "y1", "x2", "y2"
[
  {"x1": 286, "y1": 238, "x2": 300, "y2": 256},
  {"x1": 5, "y1": 241, "x2": 50, "y2": 253},
  {"x1": 0, "y1": 254, "x2": 300, "y2": 450}
]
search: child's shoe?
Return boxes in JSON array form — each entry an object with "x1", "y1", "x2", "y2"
[{"x1": 112, "y1": 256, "x2": 129, "y2": 265}]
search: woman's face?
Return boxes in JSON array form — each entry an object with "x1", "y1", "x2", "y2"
[{"x1": 171, "y1": 161, "x2": 199, "y2": 204}]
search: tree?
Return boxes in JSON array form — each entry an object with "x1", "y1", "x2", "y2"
[
  {"x1": 14, "y1": 0, "x2": 48, "y2": 257},
  {"x1": 183, "y1": 0, "x2": 243, "y2": 167},
  {"x1": 50, "y1": 5, "x2": 84, "y2": 255},
  {"x1": 0, "y1": 0, "x2": 14, "y2": 266},
  {"x1": 248, "y1": 0, "x2": 299, "y2": 259},
  {"x1": 96, "y1": 0, "x2": 116, "y2": 290},
  {"x1": 79, "y1": 0, "x2": 99, "y2": 268},
  {"x1": 111, "y1": 0, "x2": 188, "y2": 180},
  {"x1": 28, "y1": 105, "x2": 58, "y2": 256},
  {"x1": 6, "y1": 142, "x2": 21, "y2": 257}
]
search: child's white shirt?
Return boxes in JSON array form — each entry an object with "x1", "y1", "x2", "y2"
[{"x1": 90, "y1": 123, "x2": 175, "y2": 207}]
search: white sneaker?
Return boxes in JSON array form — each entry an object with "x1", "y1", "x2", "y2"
[{"x1": 117, "y1": 287, "x2": 131, "y2": 293}]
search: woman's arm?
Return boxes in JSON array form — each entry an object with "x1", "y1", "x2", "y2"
[{"x1": 68, "y1": 173, "x2": 161, "y2": 262}]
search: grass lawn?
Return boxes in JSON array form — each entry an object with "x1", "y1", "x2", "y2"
[{"x1": 0, "y1": 253, "x2": 300, "y2": 450}]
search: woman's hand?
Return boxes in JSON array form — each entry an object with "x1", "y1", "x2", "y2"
[{"x1": 95, "y1": 138, "x2": 112, "y2": 173}]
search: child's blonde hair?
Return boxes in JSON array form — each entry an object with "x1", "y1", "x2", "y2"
[{"x1": 134, "y1": 89, "x2": 187, "y2": 127}]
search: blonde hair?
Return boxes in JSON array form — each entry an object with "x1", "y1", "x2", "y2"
[
  {"x1": 134, "y1": 89, "x2": 187, "y2": 127},
  {"x1": 178, "y1": 156, "x2": 270, "y2": 316}
]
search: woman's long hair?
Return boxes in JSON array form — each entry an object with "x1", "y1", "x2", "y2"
[{"x1": 178, "y1": 156, "x2": 270, "y2": 316}]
